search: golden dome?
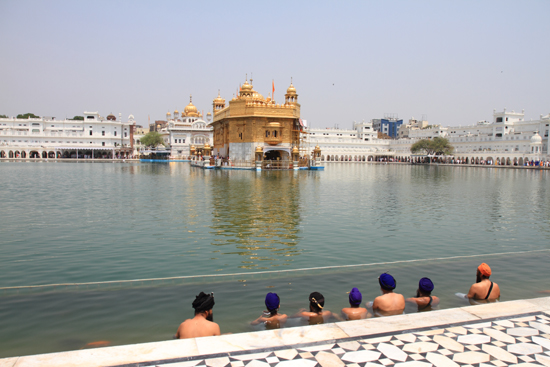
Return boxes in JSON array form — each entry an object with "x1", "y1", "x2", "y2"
[
  {"x1": 286, "y1": 83, "x2": 297, "y2": 94},
  {"x1": 292, "y1": 146, "x2": 299, "y2": 153},
  {"x1": 184, "y1": 95, "x2": 198, "y2": 116},
  {"x1": 213, "y1": 91, "x2": 225, "y2": 103},
  {"x1": 255, "y1": 146, "x2": 263, "y2": 153},
  {"x1": 241, "y1": 80, "x2": 253, "y2": 91},
  {"x1": 190, "y1": 145, "x2": 196, "y2": 150},
  {"x1": 252, "y1": 91, "x2": 264, "y2": 100},
  {"x1": 167, "y1": 111, "x2": 171, "y2": 115},
  {"x1": 207, "y1": 112, "x2": 212, "y2": 116},
  {"x1": 174, "y1": 109, "x2": 179, "y2": 114}
]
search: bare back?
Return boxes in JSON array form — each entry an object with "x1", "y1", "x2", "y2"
[
  {"x1": 373, "y1": 292, "x2": 405, "y2": 316},
  {"x1": 406, "y1": 296, "x2": 440, "y2": 311},
  {"x1": 297, "y1": 310, "x2": 337, "y2": 325},
  {"x1": 251, "y1": 313, "x2": 288, "y2": 329},
  {"x1": 176, "y1": 315, "x2": 220, "y2": 339},
  {"x1": 341, "y1": 307, "x2": 370, "y2": 320},
  {"x1": 467, "y1": 279, "x2": 500, "y2": 301}
]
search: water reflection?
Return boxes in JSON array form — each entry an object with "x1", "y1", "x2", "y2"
[{"x1": 208, "y1": 170, "x2": 302, "y2": 269}]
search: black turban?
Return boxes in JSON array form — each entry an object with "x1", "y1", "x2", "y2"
[{"x1": 192, "y1": 292, "x2": 215, "y2": 312}]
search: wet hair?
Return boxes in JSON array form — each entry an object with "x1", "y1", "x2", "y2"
[
  {"x1": 309, "y1": 292, "x2": 325, "y2": 313},
  {"x1": 192, "y1": 292, "x2": 215, "y2": 315}
]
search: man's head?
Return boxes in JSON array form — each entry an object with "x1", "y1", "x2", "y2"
[
  {"x1": 349, "y1": 287, "x2": 362, "y2": 307},
  {"x1": 192, "y1": 292, "x2": 215, "y2": 321},
  {"x1": 309, "y1": 292, "x2": 325, "y2": 313},
  {"x1": 265, "y1": 292, "x2": 280, "y2": 314},
  {"x1": 417, "y1": 277, "x2": 434, "y2": 297},
  {"x1": 379, "y1": 273, "x2": 396, "y2": 292},
  {"x1": 477, "y1": 263, "x2": 491, "y2": 282}
]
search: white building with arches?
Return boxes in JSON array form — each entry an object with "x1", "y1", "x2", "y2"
[
  {"x1": 304, "y1": 120, "x2": 393, "y2": 162},
  {"x1": 0, "y1": 112, "x2": 135, "y2": 159},
  {"x1": 391, "y1": 109, "x2": 550, "y2": 165},
  {"x1": 304, "y1": 108, "x2": 550, "y2": 165}
]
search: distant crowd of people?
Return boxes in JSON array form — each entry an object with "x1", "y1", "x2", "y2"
[{"x1": 175, "y1": 263, "x2": 500, "y2": 339}]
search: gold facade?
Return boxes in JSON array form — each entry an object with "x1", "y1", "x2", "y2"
[{"x1": 210, "y1": 79, "x2": 302, "y2": 160}]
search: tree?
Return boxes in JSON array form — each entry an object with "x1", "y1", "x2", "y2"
[
  {"x1": 140, "y1": 131, "x2": 165, "y2": 148},
  {"x1": 70, "y1": 116, "x2": 84, "y2": 120},
  {"x1": 0, "y1": 114, "x2": 7, "y2": 118},
  {"x1": 411, "y1": 137, "x2": 454, "y2": 155},
  {"x1": 16, "y1": 113, "x2": 40, "y2": 119}
]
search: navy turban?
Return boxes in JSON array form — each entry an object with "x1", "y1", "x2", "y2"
[
  {"x1": 379, "y1": 273, "x2": 396, "y2": 290},
  {"x1": 419, "y1": 277, "x2": 434, "y2": 293}
]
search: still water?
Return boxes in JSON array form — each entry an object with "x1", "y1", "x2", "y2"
[{"x1": 1, "y1": 162, "x2": 550, "y2": 357}]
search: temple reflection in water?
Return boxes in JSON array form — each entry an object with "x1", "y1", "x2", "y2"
[{"x1": 208, "y1": 170, "x2": 303, "y2": 269}]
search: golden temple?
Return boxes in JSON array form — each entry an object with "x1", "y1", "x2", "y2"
[{"x1": 210, "y1": 78, "x2": 303, "y2": 163}]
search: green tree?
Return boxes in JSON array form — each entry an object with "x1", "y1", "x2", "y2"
[
  {"x1": 16, "y1": 113, "x2": 40, "y2": 119},
  {"x1": 140, "y1": 131, "x2": 165, "y2": 148},
  {"x1": 0, "y1": 114, "x2": 7, "y2": 118},
  {"x1": 411, "y1": 137, "x2": 454, "y2": 155},
  {"x1": 70, "y1": 116, "x2": 84, "y2": 120}
]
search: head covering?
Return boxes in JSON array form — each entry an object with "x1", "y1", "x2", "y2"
[
  {"x1": 379, "y1": 273, "x2": 396, "y2": 290},
  {"x1": 309, "y1": 292, "x2": 325, "y2": 311},
  {"x1": 192, "y1": 292, "x2": 215, "y2": 313},
  {"x1": 265, "y1": 292, "x2": 280, "y2": 312},
  {"x1": 419, "y1": 277, "x2": 434, "y2": 293},
  {"x1": 478, "y1": 263, "x2": 491, "y2": 277},
  {"x1": 349, "y1": 287, "x2": 362, "y2": 306}
]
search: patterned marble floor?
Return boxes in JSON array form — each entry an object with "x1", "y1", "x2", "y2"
[{"x1": 133, "y1": 312, "x2": 550, "y2": 367}]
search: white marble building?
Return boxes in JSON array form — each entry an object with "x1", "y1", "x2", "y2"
[
  {"x1": 0, "y1": 112, "x2": 135, "y2": 159},
  {"x1": 304, "y1": 109, "x2": 550, "y2": 165},
  {"x1": 304, "y1": 120, "x2": 392, "y2": 161},
  {"x1": 157, "y1": 96, "x2": 213, "y2": 159},
  {"x1": 392, "y1": 109, "x2": 550, "y2": 165}
]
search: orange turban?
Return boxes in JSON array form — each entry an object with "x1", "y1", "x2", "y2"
[{"x1": 478, "y1": 263, "x2": 491, "y2": 277}]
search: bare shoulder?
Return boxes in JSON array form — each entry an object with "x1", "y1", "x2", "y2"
[
  {"x1": 209, "y1": 321, "x2": 221, "y2": 335},
  {"x1": 406, "y1": 297, "x2": 422, "y2": 305}
]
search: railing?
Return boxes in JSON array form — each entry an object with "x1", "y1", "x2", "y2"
[
  {"x1": 228, "y1": 159, "x2": 255, "y2": 168},
  {"x1": 262, "y1": 160, "x2": 292, "y2": 170}
]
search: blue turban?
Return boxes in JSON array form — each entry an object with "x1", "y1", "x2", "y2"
[
  {"x1": 349, "y1": 287, "x2": 362, "y2": 306},
  {"x1": 419, "y1": 277, "x2": 434, "y2": 293},
  {"x1": 379, "y1": 273, "x2": 396, "y2": 290},
  {"x1": 265, "y1": 292, "x2": 280, "y2": 312}
]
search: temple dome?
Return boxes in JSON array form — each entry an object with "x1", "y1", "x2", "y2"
[
  {"x1": 213, "y1": 92, "x2": 225, "y2": 103},
  {"x1": 242, "y1": 81, "x2": 253, "y2": 91},
  {"x1": 286, "y1": 83, "x2": 297, "y2": 94},
  {"x1": 531, "y1": 132, "x2": 542, "y2": 144}
]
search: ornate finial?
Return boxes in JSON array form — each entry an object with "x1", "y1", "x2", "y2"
[
  {"x1": 246, "y1": 73, "x2": 248, "y2": 82},
  {"x1": 291, "y1": 76, "x2": 293, "y2": 84},
  {"x1": 218, "y1": 89, "x2": 220, "y2": 97},
  {"x1": 250, "y1": 72, "x2": 253, "y2": 85},
  {"x1": 190, "y1": 94, "x2": 192, "y2": 103}
]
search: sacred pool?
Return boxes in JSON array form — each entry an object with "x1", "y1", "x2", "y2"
[{"x1": 1, "y1": 162, "x2": 549, "y2": 358}]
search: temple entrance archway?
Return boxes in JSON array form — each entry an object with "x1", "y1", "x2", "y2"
[{"x1": 264, "y1": 150, "x2": 281, "y2": 160}]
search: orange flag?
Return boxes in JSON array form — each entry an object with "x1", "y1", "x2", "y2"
[{"x1": 272, "y1": 80, "x2": 275, "y2": 98}]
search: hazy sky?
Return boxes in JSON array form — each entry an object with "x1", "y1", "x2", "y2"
[{"x1": 1, "y1": 0, "x2": 548, "y2": 129}]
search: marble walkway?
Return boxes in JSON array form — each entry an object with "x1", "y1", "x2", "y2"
[{"x1": 2, "y1": 297, "x2": 550, "y2": 367}]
